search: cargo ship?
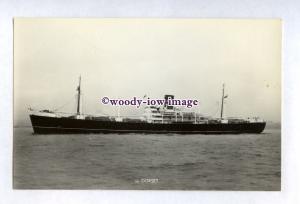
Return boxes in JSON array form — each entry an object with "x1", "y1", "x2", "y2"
[{"x1": 29, "y1": 77, "x2": 266, "y2": 134}]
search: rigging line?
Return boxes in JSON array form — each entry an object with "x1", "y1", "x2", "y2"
[
  {"x1": 81, "y1": 93, "x2": 84, "y2": 114},
  {"x1": 52, "y1": 111, "x2": 109, "y2": 116},
  {"x1": 52, "y1": 94, "x2": 77, "y2": 112},
  {"x1": 212, "y1": 101, "x2": 220, "y2": 118}
]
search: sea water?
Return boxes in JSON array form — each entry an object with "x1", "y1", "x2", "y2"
[{"x1": 13, "y1": 127, "x2": 280, "y2": 190}]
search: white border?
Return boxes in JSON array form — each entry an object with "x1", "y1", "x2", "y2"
[{"x1": 1, "y1": 0, "x2": 300, "y2": 203}]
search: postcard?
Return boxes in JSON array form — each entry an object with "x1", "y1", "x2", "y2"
[{"x1": 13, "y1": 18, "x2": 281, "y2": 190}]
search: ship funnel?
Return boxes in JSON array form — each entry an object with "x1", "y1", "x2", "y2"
[{"x1": 164, "y1": 94, "x2": 174, "y2": 110}]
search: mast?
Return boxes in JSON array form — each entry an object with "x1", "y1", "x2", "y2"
[
  {"x1": 220, "y1": 83, "x2": 225, "y2": 119},
  {"x1": 77, "y1": 76, "x2": 81, "y2": 115}
]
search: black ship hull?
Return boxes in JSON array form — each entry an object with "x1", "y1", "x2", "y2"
[{"x1": 30, "y1": 115, "x2": 266, "y2": 134}]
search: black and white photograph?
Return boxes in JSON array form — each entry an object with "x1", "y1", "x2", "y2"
[{"x1": 13, "y1": 18, "x2": 281, "y2": 190}]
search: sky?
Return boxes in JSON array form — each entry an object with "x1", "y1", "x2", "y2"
[{"x1": 14, "y1": 18, "x2": 281, "y2": 126}]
